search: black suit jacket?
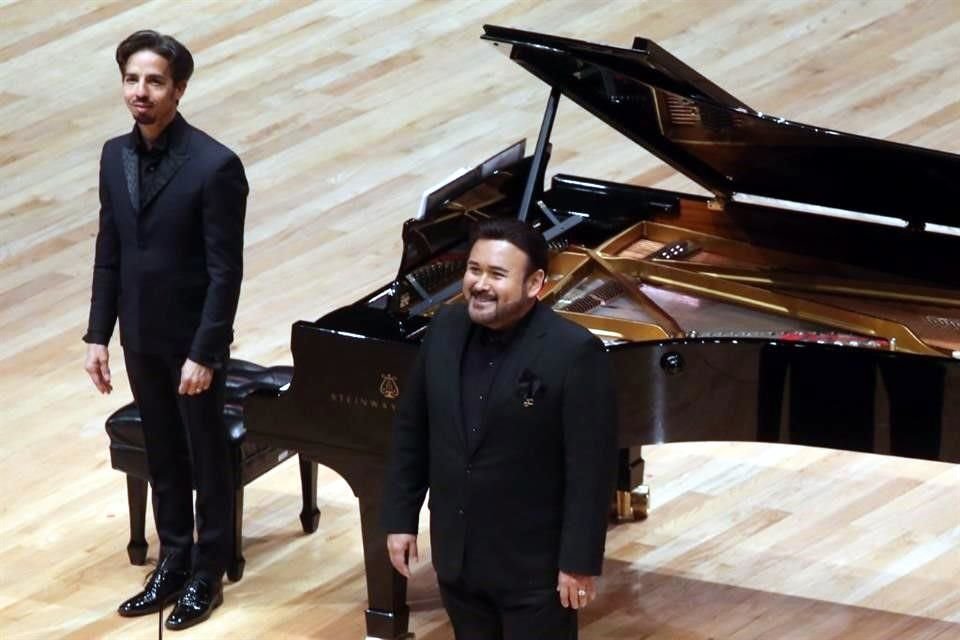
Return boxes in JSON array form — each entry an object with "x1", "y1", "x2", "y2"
[
  {"x1": 383, "y1": 302, "x2": 618, "y2": 589},
  {"x1": 84, "y1": 113, "x2": 247, "y2": 367}
]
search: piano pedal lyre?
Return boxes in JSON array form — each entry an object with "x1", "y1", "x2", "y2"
[{"x1": 611, "y1": 447, "x2": 649, "y2": 522}]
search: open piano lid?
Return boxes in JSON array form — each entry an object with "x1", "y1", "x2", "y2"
[{"x1": 482, "y1": 24, "x2": 960, "y2": 230}]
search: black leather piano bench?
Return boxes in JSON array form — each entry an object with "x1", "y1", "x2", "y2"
[{"x1": 104, "y1": 358, "x2": 321, "y2": 582}]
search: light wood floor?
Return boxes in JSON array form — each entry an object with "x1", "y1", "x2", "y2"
[{"x1": 2, "y1": 1, "x2": 959, "y2": 638}]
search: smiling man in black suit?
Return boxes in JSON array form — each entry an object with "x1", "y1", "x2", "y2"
[
  {"x1": 383, "y1": 218, "x2": 618, "y2": 639},
  {"x1": 82, "y1": 30, "x2": 247, "y2": 631}
]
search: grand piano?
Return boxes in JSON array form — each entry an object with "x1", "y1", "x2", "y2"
[{"x1": 244, "y1": 25, "x2": 960, "y2": 639}]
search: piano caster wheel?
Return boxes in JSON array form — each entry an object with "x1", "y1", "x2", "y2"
[
  {"x1": 612, "y1": 487, "x2": 649, "y2": 522},
  {"x1": 631, "y1": 485, "x2": 649, "y2": 521}
]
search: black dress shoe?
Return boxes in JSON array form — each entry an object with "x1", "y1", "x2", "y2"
[
  {"x1": 117, "y1": 557, "x2": 190, "y2": 617},
  {"x1": 165, "y1": 575, "x2": 223, "y2": 630}
]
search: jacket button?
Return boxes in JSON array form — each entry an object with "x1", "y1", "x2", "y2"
[{"x1": 457, "y1": 508, "x2": 464, "y2": 516}]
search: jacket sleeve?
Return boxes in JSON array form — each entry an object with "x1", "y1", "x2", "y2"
[
  {"x1": 381, "y1": 330, "x2": 433, "y2": 534},
  {"x1": 189, "y1": 153, "x2": 248, "y2": 367},
  {"x1": 83, "y1": 144, "x2": 120, "y2": 346},
  {"x1": 558, "y1": 336, "x2": 618, "y2": 576}
]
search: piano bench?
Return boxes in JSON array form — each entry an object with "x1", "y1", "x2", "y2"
[{"x1": 104, "y1": 359, "x2": 321, "y2": 582}]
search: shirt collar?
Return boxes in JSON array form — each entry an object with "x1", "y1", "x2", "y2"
[
  {"x1": 133, "y1": 120, "x2": 173, "y2": 155},
  {"x1": 476, "y1": 301, "x2": 538, "y2": 347}
]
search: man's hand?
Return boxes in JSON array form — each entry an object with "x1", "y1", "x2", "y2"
[
  {"x1": 84, "y1": 343, "x2": 113, "y2": 394},
  {"x1": 386, "y1": 533, "x2": 419, "y2": 578},
  {"x1": 178, "y1": 359, "x2": 213, "y2": 396},
  {"x1": 557, "y1": 571, "x2": 597, "y2": 610}
]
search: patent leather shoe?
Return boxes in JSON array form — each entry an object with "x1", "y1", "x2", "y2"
[
  {"x1": 117, "y1": 557, "x2": 190, "y2": 617},
  {"x1": 165, "y1": 575, "x2": 223, "y2": 630}
]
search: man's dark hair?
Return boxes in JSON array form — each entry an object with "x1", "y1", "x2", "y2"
[
  {"x1": 116, "y1": 30, "x2": 194, "y2": 85},
  {"x1": 468, "y1": 218, "x2": 549, "y2": 276}
]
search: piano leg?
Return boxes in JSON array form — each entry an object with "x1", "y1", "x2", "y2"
[
  {"x1": 613, "y1": 446, "x2": 648, "y2": 522},
  {"x1": 295, "y1": 447, "x2": 412, "y2": 639},
  {"x1": 358, "y1": 489, "x2": 411, "y2": 639},
  {"x1": 125, "y1": 475, "x2": 148, "y2": 565},
  {"x1": 228, "y1": 485, "x2": 245, "y2": 582},
  {"x1": 298, "y1": 456, "x2": 321, "y2": 533}
]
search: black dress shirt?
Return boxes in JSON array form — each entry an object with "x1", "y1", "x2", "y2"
[
  {"x1": 135, "y1": 125, "x2": 170, "y2": 208},
  {"x1": 460, "y1": 306, "x2": 535, "y2": 450}
]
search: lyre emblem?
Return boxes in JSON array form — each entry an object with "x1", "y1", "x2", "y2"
[{"x1": 379, "y1": 374, "x2": 400, "y2": 399}]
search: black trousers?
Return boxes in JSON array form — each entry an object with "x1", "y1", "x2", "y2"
[
  {"x1": 439, "y1": 578, "x2": 577, "y2": 640},
  {"x1": 124, "y1": 349, "x2": 233, "y2": 579}
]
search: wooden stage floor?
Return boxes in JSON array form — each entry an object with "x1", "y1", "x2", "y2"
[{"x1": 1, "y1": 1, "x2": 958, "y2": 638}]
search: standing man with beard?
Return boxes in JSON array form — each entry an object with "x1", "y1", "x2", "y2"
[
  {"x1": 383, "y1": 218, "x2": 617, "y2": 639},
  {"x1": 83, "y1": 30, "x2": 247, "y2": 630}
]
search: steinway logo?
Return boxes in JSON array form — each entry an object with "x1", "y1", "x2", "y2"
[
  {"x1": 329, "y1": 373, "x2": 400, "y2": 411},
  {"x1": 379, "y1": 374, "x2": 400, "y2": 399}
]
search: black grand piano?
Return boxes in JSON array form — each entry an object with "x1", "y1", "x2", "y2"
[{"x1": 245, "y1": 25, "x2": 960, "y2": 639}]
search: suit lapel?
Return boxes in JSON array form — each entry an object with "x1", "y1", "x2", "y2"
[
  {"x1": 121, "y1": 146, "x2": 139, "y2": 213},
  {"x1": 121, "y1": 113, "x2": 192, "y2": 214},
  {"x1": 467, "y1": 304, "x2": 548, "y2": 459},
  {"x1": 441, "y1": 305, "x2": 472, "y2": 453},
  {"x1": 140, "y1": 148, "x2": 189, "y2": 211}
]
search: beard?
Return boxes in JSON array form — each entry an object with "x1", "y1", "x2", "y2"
[
  {"x1": 129, "y1": 102, "x2": 157, "y2": 124},
  {"x1": 466, "y1": 291, "x2": 531, "y2": 329},
  {"x1": 467, "y1": 292, "x2": 497, "y2": 325}
]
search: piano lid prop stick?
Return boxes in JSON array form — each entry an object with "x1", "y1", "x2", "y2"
[{"x1": 518, "y1": 87, "x2": 561, "y2": 223}]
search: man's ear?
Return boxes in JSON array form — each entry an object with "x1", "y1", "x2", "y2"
[
  {"x1": 174, "y1": 81, "x2": 187, "y2": 104},
  {"x1": 526, "y1": 268, "x2": 546, "y2": 298}
]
